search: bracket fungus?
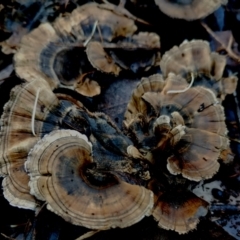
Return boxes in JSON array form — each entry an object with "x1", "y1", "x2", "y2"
[
  {"x1": 0, "y1": 79, "x2": 66, "y2": 209},
  {"x1": 86, "y1": 32, "x2": 160, "y2": 74},
  {"x1": 14, "y1": 2, "x2": 160, "y2": 80},
  {"x1": 0, "y1": 78, "x2": 144, "y2": 211},
  {"x1": 123, "y1": 73, "x2": 165, "y2": 130},
  {"x1": 109, "y1": 32, "x2": 161, "y2": 73},
  {"x1": 13, "y1": 2, "x2": 137, "y2": 92},
  {"x1": 122, "y1": 71, "x2": 231, "y2": 233},
  {"x1": 25, "y1": 129, "x2": 154, "y2": 229},
  {"x1": 160, "y1": 40, "x2": 238, "y2": 100},
  {"x1": 124, "y1": 72, "x2": 230, "y2": 181},
  {"x1": 154, "y1": 0, "x2": 228, "y2": 20},
  {"x1": 86, "y1": 41, "x2": 122, "y2": 76},
  {"x1": 0, "y1": 85, "x2": 60, "y2": 209},
  {"x1": 152, "y1": 189, "x2": 208, "y2": 234}
]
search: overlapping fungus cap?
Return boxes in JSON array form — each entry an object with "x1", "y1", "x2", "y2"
[
  {"x1": 70, "y1": 3, "x2": 137, "y2": 42},
  {"x1": 123, "y1": 74, "x2": 165, "y2": 129},
  {"x1": 14, "y1": 2, "x2": 137, "y2": 92},
  {"x1": 86, "y1": 41, "x2": 121, "y2": 75},
  {"x1": 109, "y1": 32, "x2": 161, "y2": 73},
  {"x1": 160, "y1": 73, "x2": 227, "y2": 136},
  {"x1": 25, "y1": 129, "x2": 154, "y2": 229},
  {"x1": 160, "y1": 40, "x2": 238, "y2": 100},
  {"x1": 151, "y1": 74, "x2": 230, "y2": 181},
  {"x1": 0, "y1": 78, "x2": 94, "y2": 210},
  {"x1": 0, "y1": 77, "x2": 143, "y2": 210},
  {"x1": 86, "y1": 33, "x2": 160, "y2": 74},
  {"x1": 152, "y1": 189, "x2": 208, "y2": 234},
  {"x1": 124, "y1": 73, "x2": 230, "y2": 181},
  {"x1": 0, "y1": 79, "x2": 61, "y2": 209},
  {"x1": 154, "y1": 0, "x2": 228, "y2": 20}
]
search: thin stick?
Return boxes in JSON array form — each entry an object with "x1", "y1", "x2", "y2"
[
  {"x1": 99, "y1": 0, "x2": 150, "y2": 25},
  {"x1": 0, "y1": 233, "x2": 15, "y2": 240},
  {"x1": 233, "y1": 90, "x2": 240, "y2": 125},
  {"x1": 201, "y1": 22, "x2": 240, "y2": 63},
  {"x1": 96, "y1": 23, "x2": 103, "y2": 45},
  {"x1": 31, "y1": 89, "x2": 41, "y2": 136},
  {"x1": 119, "y1": 0, "x2": 126, "y2": 7},
  {"x1": 167, "y1": 73, "x2": 194, "y2": 94},
  {"x1": 75, "y1": 230, "x2": 102, "y2": 240},
  {"x1": 83, "y1": 20, "x2": 98, "y2": 47}
]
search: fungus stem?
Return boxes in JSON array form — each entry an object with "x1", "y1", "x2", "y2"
[
  {"x1": 167, "y1": 73, "x2": 194, "y2": 94},
  {"x1": 83, "y1": 20, "x2": 98, "y2": 47},
  {"x1": 31, "y1": 88, "x2": 41, "y2": 136}
]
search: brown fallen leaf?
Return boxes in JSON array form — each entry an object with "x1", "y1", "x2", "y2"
[{"x1": 201, "y1": 23, "x2": 240, "y2": 64}]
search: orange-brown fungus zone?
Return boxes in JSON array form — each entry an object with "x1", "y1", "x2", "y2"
[{"x1": 152, "y1": 189, "x2": 208, "y2": 234}]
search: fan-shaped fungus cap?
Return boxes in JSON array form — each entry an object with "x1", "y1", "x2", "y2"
[
  {"x1": 160, "y1": 40, "x2": 229, "y2": 81},
  {"x1": 160, "y1": 40, "x2": 238, "y2": 100},
  {"x1": 155, "y1": 74, "x2": 229, "y2": 181},
  {"x1": 14, "y1": 3, "x2": 137, "y2": 92},
  {"x1": 118, "y1": 32, "x2": 160, "y2": 50},
  {"x1": 153, "y1": 190, "x2": 208, "y2": 234},
  {"x1": 161, "y1": 73, "x2": 227, "y2": 135},
  {"x1": 123, "y1": 74, "x2": 165, "y2": 129},
  {"x1": 13, "y1": 21, "x2": 98, "y2": 95},
  {"x1": 110, "y1": 32, "x2": 161, "y2": 72},
  {"x1": 167, "y1": 127, "x2": 229, "y2": 181},
  {"x1": 154, "y1": 0, "x2": 227, "y2": 20},
  {"x1": 68, "y1": 3, "x2": 137, "y2": 42},
  {"x1": 0, "y1": 79, "x2": 60, "y2": 209},
  {"x1": 74, "y1": 72, "x2": 101, "y2": 97},
  {"x1": 86, "y1": 41, "x2": 121, "y2": 75},
  {"x1": 25, "y1": 130, "x2": 154, "y2": 229},
  {"x1": 124, "y1": 73, "x2": 230, "y2": 181}
]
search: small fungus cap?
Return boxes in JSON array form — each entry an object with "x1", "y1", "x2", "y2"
[
  {"x1": 86, "y1": 41, "x2": 121, "y2": 75},
  {"x1": 123, "y1": 74, "x2": 165, "y2": 129},
  {"x1": 25, "y1": 130, "x2": 154, "y2": 229},
  {"x1": 154, "y1": 0, "x2": 228, "y2": 20},
  {"x1": 167, "y1": 127, "x2": 229, "y2": 181},
  {"x1": 0, "y1": 79, "x2": 60, "y2": 209},
  {"x1": 74, "y1": 72, "x2": 101, "y2": 97},
  {"x1": 153, "y1": 190, "x2": 208, "y2": 234},
  {"x1": 110, "y1": 32, "x2": 161, "y2": 73},
  {"x1": 160, "y1": 40, "x2": 237, "y2": 100},
  {"x1": 160, "y1": 40, "x2": 224, "y2": 79}
]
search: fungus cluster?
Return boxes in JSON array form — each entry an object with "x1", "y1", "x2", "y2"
[
  {"x1": 0, "y1": 78, "x2": 153, "y2": 230},
  {"x1": 123, "y1": 39, "x2": 237, "y2": 233},
  {"x1": 0, "y1": 2, "x2": 238, "y2": 238},
  {"x1": 13, "y1": 2, "x2": 160, "y2": 97},
  {"x1": 160, "y1": 40, "x2": 238, "y2": 101}
]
